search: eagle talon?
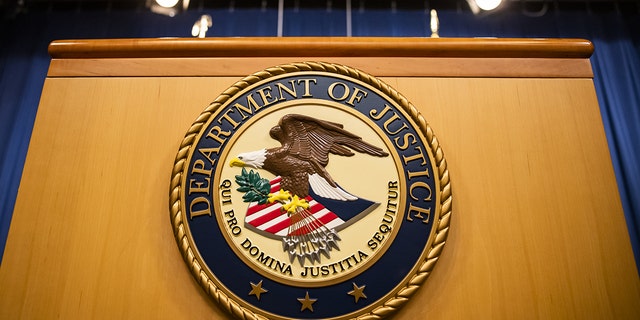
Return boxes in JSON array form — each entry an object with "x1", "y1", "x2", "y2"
[
  {"x1": 282, "y1": 195, "x2": 310, "y2": 214},
  {"x1": 268, "y1": 189, "x2": 291, "y2": 204}
]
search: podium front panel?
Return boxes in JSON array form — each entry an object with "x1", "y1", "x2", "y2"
[{"x1": 1, "y1": 38, "x2": 638, "y2": 320}]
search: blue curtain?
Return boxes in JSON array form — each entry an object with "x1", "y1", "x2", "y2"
[{"x1": 1, "y1": 6, "x2": 638, "y2": 270}]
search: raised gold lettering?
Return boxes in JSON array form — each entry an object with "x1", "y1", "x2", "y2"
[
  {"x1": 407, "y1": 204, "x2": 431, "y2": 223},
  {"x1": 191, "y1": 159, "x2": 212, "y2": 176},
  {"x1": 255, "y1": 86, "x2": 276, "y2": 107},
  {"x1": 276, "y1": 80, "x2": 298, "y2": 101},
  {"x1": 188, "y1": 178, "x2": 210, "y2": 195},
  {"x1": 328, "y1": 82, "x2": 349, "y2": 101},
  {"x1": 206, "y1": 126, "x2": 231, "y2": 144},
  {"x1": 369, "y1": 104, "x2": 392, "y2": 120},
  {"x1": 394, "y1": 132, "x2": 416, "y2": 150},
  {"x1": 409, "y1": 181, "x2": 432, "y2": 202},
  {"x1": 402, "y1": 145, "x2": 428, "y2": 166},
  {"x1": 217, "y1": 109, "x2": 240, "y2": 129},
  {"x1": 346, "y1": 87, "x2": 368, "y2": 106},
  {"x1": 189, "y1": 196, "x2": 211, "y2": 219},
  {"x1": 232, "y1": 94, "x2": 262, "y2": 120},
  {"x1": 297, "y1": 78, "x2": 316, "y2": 97}
]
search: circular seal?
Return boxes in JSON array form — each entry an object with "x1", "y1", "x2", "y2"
[{"x1": 169, "y1": 62, "x2": 452, "y2": 319}]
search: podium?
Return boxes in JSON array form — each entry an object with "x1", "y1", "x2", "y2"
[{"x1": 1, "y1": 38, "x2": 638, "y2": 319}]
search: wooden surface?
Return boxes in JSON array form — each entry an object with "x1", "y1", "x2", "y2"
[
  {"x1": 1, "y1": 75, "x2": 638, "y2": 319},
  {"x1": 1, "y1": 38, "x2": 638, "y2": 319},
  {"x1": 48, "y1": 37, "x2": 594, "y2": 59},
  {"x1": 46, "y1": 37, "x2": 594, "y2": 78},
  {"x1": 47, "y1": 57, "x2": 593, "y2": 78}
]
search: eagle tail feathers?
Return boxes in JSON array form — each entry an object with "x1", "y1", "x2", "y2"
[
  {"x1": 334, "y1": 137, "x2": 389, "y2": 158},
  {"x1": 308, "y1": 173, "x2": 357, "y2": 201}
]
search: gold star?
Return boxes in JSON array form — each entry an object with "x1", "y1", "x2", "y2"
[
  {"x1": 248, "y1": 280, "x2": 268, "y2": 300},
  {"x1": 297, "y1": 291, "x2": 317, "y2": 312},
  {"x1": 347, "y1": 282, "x2": 367, "y2": 303}
]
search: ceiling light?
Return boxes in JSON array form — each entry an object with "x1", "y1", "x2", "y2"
[
  {"x1": 467, "y1": 0, "x2": 503, "y2": 15},
  {"x1": 476, "y1": 0, "x2": 502, "y2": 11},
  {"x1": 192, "y1": 15, "x2": 213, "y2": 38},
  {"x1": 156, "y1": 0, "x2": 180, "y2": 8},
  {"x1": 147, "y1": 0, "x2": 190, "y2": 17}
]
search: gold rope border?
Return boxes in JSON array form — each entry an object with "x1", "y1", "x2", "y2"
[{"x1": 169, "y1": 61, "x2": 452, "y2": 320}]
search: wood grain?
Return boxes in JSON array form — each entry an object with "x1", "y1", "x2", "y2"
[
  {"x1": 0, "y1": 77, "x2": 238, "y2": 320},
  {"x1": 48, "y1": 37, "x2": 593, "y2": 59},
  {"x1": 1, "y1": 75, "x2": 637, "y2": 319},
  {"x1": 46, "y1": 37, "x2": 594, "y2": 78},
  {"x1": 1, "y1": 38, "x2": 637, "y2": 320},
  {"x1": 47, "y1": 57, "x2": 593, "y2": 78}
]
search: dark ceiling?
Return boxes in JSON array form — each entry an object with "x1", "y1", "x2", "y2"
[{"x1": 1, "y1": 0, "x2": 639, "y2": 15}]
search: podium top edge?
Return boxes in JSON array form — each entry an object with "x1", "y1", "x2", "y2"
[{"x1": 48, "y1": 37, "x2": 594, "y2": 59}]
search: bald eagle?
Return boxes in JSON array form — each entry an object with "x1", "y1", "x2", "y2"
[
  {"x1": 230, "y1": 114, "x2": 389, "y2": 264},
  {"x1": 229, "y1": 114, "x2": 389, "y2": 202}
]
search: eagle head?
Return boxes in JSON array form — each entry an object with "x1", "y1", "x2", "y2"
[{"x1": 229, "y1": 149, "x2": 267, "y2": 169}]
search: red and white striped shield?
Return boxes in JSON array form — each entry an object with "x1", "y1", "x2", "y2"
[{"x1": 244, "y1": 176, "x2": 345, "y2": 238}]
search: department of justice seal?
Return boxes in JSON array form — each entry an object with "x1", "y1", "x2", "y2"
[{"x1": 169, "y1": 62, "x2": 452, "y2": 319}]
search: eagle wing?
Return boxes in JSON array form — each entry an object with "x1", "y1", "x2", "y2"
[{"x1": 272, "y1": 114, "x2": 388, "y2": 188}]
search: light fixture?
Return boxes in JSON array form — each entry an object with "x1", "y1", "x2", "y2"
[
  {"x1": 476, "y1": 0, "x2": 502, "y2": 11},
  {"x1": 147, "y1": 0, "x2": 190, "y2": 17},
  {"x1": 466, "y1": 0, "x2": 503, "y2": 15},
  {"x1": 156, "y1": 0, "x2": 180, "y2": 8},
  {"x1": 430, "y1": 9, "x2": 439, "y2": 38},
  {"x1": 192, "y1": 15, "x2": 213, "y2": 38}
]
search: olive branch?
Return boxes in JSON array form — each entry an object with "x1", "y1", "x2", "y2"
[{"x1": 234, "y1": 168, "x2": 271, "y2": 204}]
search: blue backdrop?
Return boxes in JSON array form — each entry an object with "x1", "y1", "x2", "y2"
[{"x1": 1, "y1": 5, "x2": 638, "y2": 271}]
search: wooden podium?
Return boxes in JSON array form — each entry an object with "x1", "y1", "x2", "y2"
[{"x1": 1, "y1": 38, "x2": 639, "y2": 319}]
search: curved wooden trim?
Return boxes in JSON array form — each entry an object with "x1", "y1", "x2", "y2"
[
  {"x1": 48, "y1": 37, "x2": 594, "y2": 59},
  {"x1": 47, "y1": 57, "x2": 593, "y2": 78}
]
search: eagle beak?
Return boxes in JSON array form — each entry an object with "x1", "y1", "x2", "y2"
[{"x1": 229, "y1": 157, "x2": 246, "y2": 167}]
